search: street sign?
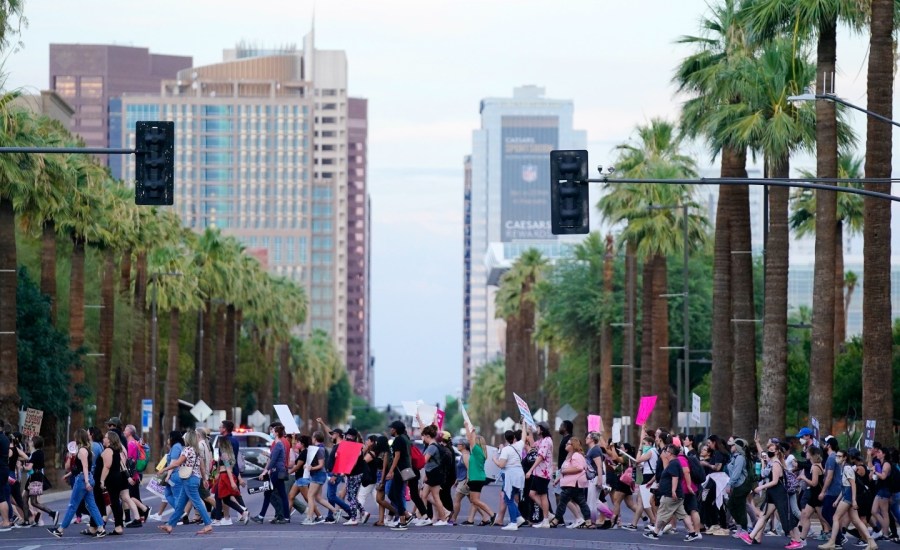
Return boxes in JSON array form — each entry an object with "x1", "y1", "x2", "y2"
[
  {"x1": 533, "y1": 408, "x2": 548, "y2": 422},
  {"x1": 248, "y1": 410, "x2": 267, "y2": 430},
  {"x1": 141, "y1": 399, "x2": 153, "y2": 433},
  {"x1": 556, "y1": 403, "x2": 577, "y2": 422},
  {"x1": 190, "y1": 399, "x2": 213, "y2": 422}
]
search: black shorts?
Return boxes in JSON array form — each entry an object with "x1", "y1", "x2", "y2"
[
  {"x1": 530, "y1": 476, "x2": 550, "y2": 495},
  {"x1": 467, "y1": 479, "x2": 488, "y2": 493},
  {"x1": 683, "y1": 492, "x2": 699, "y2": 514},
  {"x1": 425, "y1": 470, "x2": 444, "y2": 487}
]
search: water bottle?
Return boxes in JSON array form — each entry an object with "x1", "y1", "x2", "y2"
[{"x1": 755, "y1": 462, "x2": 761, "y2": 477}]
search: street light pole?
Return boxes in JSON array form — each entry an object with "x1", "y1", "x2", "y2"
[{"x1": 787, "y1": 93, "x2": 900, "y2": 129}]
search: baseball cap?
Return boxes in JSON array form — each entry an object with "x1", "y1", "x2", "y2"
[
  {"x1": 441, "y1": 430, "x2": 452, "y2": 442},
  {"x1": 388, "y1": 420, "x2": 405, "y2": 432},
  {"x1": 329, "y1": 428, "x2": 344, "y2": 437},
  {"x1": 822, "y1": 435, "x2": 835, "y2": 444},
  {"x1": 107, "y1": 417, "x2": 121, "y2": 427},
  {"x1": 345, "y1": 428, "x2": 359, "y2": 439},
  {"x1": 795, "y1": 427, "x2": 813, "y2": 438},
  {"x1": 727, "y1": 437, "x2": 747, "y2": 448}
]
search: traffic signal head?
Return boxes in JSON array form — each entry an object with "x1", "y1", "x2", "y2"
[
  {"x1": 550, "y1": 149, "x2": 589, "y2": 234},
  {"x1": 135, "y1": 121, "x2": 174, "y2": 205}
]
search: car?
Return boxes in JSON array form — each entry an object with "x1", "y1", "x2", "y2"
[
  {"x1": 211, "y1": 430, "x2": 273, "y2": 452},
  {"x1": 210, "y1": 430, "x2": 273, "y2": 477}
]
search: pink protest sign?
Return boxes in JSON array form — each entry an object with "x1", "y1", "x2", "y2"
[
  {"x1": 635, "y1": 395, "x2": 657, "y2": 426},
  {"x1": 331, "y1": 441, "x2": 364, "y2": 475},
  {"x1": 587, "y1": 415, "x2": 602, "y2": 433},
  {"x1": 435, "y1": 409, "x2": 445, "y2": 430}
]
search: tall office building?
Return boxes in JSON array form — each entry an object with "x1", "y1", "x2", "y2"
[
  {"x1": 109, "y1": 33, "x2": 370, "y2": 395},
  {"x1": 463, "y1": 86, "x2": 587, "y2": 397},
  {"x1": 48, "y1": 44, "x2": 192, "y2": 163}
]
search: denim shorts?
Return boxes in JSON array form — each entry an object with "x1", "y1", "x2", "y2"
[
  {"x1": 294, "y1": 477, "x2": 311, "y2": 488},
  {"x1": 310, "y1": 470, "x2": 327, "y2": 485},
  {"x1": 841, "y1": 486, "x2": 853, "y2": 503},
  {"x1": 877, "y1": 488, "x2": 891, "y2": 499}
]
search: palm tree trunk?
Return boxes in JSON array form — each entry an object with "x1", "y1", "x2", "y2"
[
  {"x1": 833, "y1": 223, "x2": 845, "y2": 353},
  {"x1": 809, "y1": 16, "x2": 838, "y2": 433},
  {"x1": 650, "y1": 253, "x2": 670, "y2": 429},
  {"x1": 0, "y1": 197, "x2": 17, "y2": 424},
  {"x1": 504, "y1": 311, "x2": 522, "y2": 417},
  {"x1": 69, "y1": 235, "x2": 86, "y2": 429},
  {"x1": 625, "y1": 241, "x2": 637, "y2": 441},
  {"x1": 588, "y1": 336, "x2": 599, "y2": 415},
  {"x1": 40, "y1": 221, "x2": 57, "y2": 326},
  {"x1": 759, "y1": 157, "x2": 789, "y2": 440},
  {"x1": 521, "y1": 281, "x2": 538, "y2": 403},
  {"x1": 640, "y1": 259, "x2": 654, "y2": 402},
  {"x1": 200, "y1": 300, "x2": 213, "y2": 404},
  {"x1": 131, "y1": 251, "x2": 148, "y2": 425},
  {"x1": 164, "y1": 308, "x2": 180, "y2": 432},
  {"x1": 119, "y1": 250, "x2": 132, "y2": 300},
  {"x1": 862, "y1": 0, "x2": 894, "y2": 444},
  {"x1": 96, "y1": 248, "x2": 115, "y2": 422},
  {"x1": 711, "y1": 149, "x2": 736, "y2": 436}
]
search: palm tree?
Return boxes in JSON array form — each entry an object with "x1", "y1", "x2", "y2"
[
  {"x1": 862, "y1": 0, "x2": 894, "y2": 443},
  {"x1": 599, "y1": 234, "x2": 615, "y2": 435},
  {"x1": 744, "y1": 0, "x2": 865, "y2": 435},
  {"x1": 495, "y1": 249, "x2": 547, "y2": 417},
  {"x1": 793, "y1": 154, "x2": 864, "y2": 355},
  {"x1": 600, "y1": 118, "x2": 704, "y2": 430},
  {"x1": 675, "y1": 0, "x2": 760, "y2": 436}
]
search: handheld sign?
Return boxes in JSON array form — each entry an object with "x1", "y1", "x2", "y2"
[
  {"x1": 513, "y1": 393, "x2": 536, "y2": 428},
  {"x1": 587, "y1": 415, "x2": 602, "y2": 433},
  {"x1": 864, "y1": 420, "x2": 877, "y2": 449},
  {"x1": 273, "y1": 404, "x2": 300, "y2": 434},
  {"x1": 332, "y1": 441, "x2": 364, "y2": 475},
  {"x1": 635, "y1": 396, "x2": 657, "y2": 427},
  {"x1": 22, "y1": 408, "x2": 43, "y2": 438},
  {"x1": 460, "y1": 401, "x2": 473, "y2": 428}
]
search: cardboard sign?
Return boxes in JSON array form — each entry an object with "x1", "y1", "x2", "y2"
[
  {"x1": 460, "y1": 401, "x2": 473, "y2": 428},
  {"x1": 417, "y1": 403, "x2": 438, "y2": 427},
  {"x1": 611, "y1": 418, "x2": 622, "y2": 443},
  {"x1": 864, "y1": 419, "x2": 876, "y2": 449},
  {"x1": 331, "y1": 441, "x2": 364, "y2": 475},
  {"x1": 273, "y1": 404, "x2": 300, "y2": 434},
  {"x1": 587, "y1": 415, "x2": 602, "y2": 433},
  {"x1": 635, "y1": 396, "x2": 657, "y2": 426},
  {"x1": 484, "y1": 446, "x2": 501, "y2": 479},
  {"x1": 434, "y1": 409, "x2": 445, "y2": 431},
  {"x1": 22, "y1": 408, "x2": 43, "y2": 438},
  {"x1": 513, "y1": 393, "x2": 536, "y2": 428},
  {"x1": 691, "y1": 393, "x2": 701, "y2": 424},
  {"x1": 811, "y1": 417, "x2": 820, "y2": 448}
]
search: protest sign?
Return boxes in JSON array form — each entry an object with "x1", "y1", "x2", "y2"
[
  {"x1": 484, "y1": 446, "x2": 501, "y2": 479},
  {"x1": 587, "y1": 415, "x2": 602, "y2": 433},
  {"x1": 417, "y1": 403, "x2": 438, "y2": 426},
  {"x1": 332, "y1": 441, "x2": 364, "y2": 475},
  {"x1": 691, "y1": 393, "x2": 701, "y2": 424},
  {"x1": 22, "y1": 408, "x2": 43, "y2": 438},
  {"x1": 513, "y1": 393, "x2": 536, "y2": 428},
  {"x1": 460, "y1": 401, "x2": 473, "y2": 428},
  {"x1": 864, "y1": 420, "x2": 877, "y2": 449},
  {"x1": 811, "y1": 417, "x2": 820, "y2": 448},
  {"x1": 635, "y1": 396, "x2": 657, "y2": 426},
  {"x1": 434, "y1": 409, "x2": 445, "y2": 430},
  {"x1": 273, "y1": 404, "x2": 300, "y2": 434}
]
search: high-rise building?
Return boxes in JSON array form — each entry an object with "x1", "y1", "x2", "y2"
[
  {"x1": 463, "y1": 85, "x2": 587, "y2": 397},
  {"x1": 109, "y1": 33, "x2": 370, "y2": 395},
  {"x1": 48, "y1": 44, "x2": 192, "y2": 165}
]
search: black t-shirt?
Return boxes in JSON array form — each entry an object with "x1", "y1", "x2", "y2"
[
  {"x1": 658, "y1": 460, "x2": 684, "y2": 499},
  {"x1": 708, "y1": 450, "x2": 729, "y2": 473},
  {"x1": 0, "y1": 433, "x2": 9, "y2": 475},
  {"x1": 29, "y1": 449, "x2": 45, "y2": 470},
  {"x1": 326, "y1": 443, "x2": 339, "y2": 472},
  {"x1": 557, "y1": 434, "x2": 571, "y2": 470},
  {"x1": 392, "y1": 434, "x2": 411, "y2": 471}
]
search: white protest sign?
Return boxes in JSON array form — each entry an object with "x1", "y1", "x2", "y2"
[
  {"x1": 273, "y1": 404, "x2": 300, "y2": 434},
  {"x1": 22, "y1": 408, "x2": 43, "y2": 438},
  {"x1": 460, "y1": 401, "x2": 473, "y2": 428},
  {"x1": 611, "y1": 418, "x2": 622, "y2": 444},
  {"x1": 484, "y1": 446, "x2": 501, "y2": 479},
  {"x1": 513, "y1": 393, "x2": 536, "y2": 428},
  {"x1": 691, "y1": 393, "x2": 701, "y2": 424},
  {"x1": 417, "y1": 403, "x2": 438, "y2": 426}
]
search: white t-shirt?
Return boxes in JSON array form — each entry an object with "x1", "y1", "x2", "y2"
[
  {"x1": 784, "y1": 454, "x2": 798, "y2": 473},
  {"x1": 499, "y1": 441, "x2": 524, "y2": 470},
  {"x1": 641, "y1": 446, "x2": 659, "y2": 475},
  {"x1": 841, "y1": 464, "x2": 855, "y2": 487}
]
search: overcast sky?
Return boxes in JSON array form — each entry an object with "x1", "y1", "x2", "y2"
[{"x1": 3, "y1": 1, "x2": 889, "y2": 411}]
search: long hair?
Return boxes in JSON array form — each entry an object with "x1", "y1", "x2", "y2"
[
  {"x1": 183, "y1": 429, "x2": 200, "y2": 455},
  {"x1": 216, "y1": 434, "x2": 235, "y2": 462},
  {"x1": 74, "y1": 428, "x2": 90, "y2": 449},
  {"x1": 105, "y1": 431, "x2": 124, "y2": 453},
  {"x1": 569, "y1": 438, "x2": 584, "y2": 455}
]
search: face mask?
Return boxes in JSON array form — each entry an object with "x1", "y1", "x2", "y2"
[
  {"x1": 800, "y1": 438, "x2": 808, "y2": 445},
  {"x1": 270, "y1": 431, "x2": 275, "y2": 438},
  {"x1": 766, "y1": 451, "x2": 776, "y2": 458}
]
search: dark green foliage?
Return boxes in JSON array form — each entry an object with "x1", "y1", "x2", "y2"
[
  {"x1": 327, "y1": 371, "x2": 352, "y2": 423},
  {"x1": 16, "y1": 267, "x2": 78, "y2": 418},
  {"x1": 349, "y1": 395, "x2": 386, "y2": 434}
]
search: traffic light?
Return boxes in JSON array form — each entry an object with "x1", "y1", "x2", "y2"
[
  {"x1": 550, "y1": 149, "x2": 589, "y2": 234},
  {"x1": 135, "y1": 121, "x2": 174, "y2": 205}
]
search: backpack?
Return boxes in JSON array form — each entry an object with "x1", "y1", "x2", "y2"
[
  {"x1": 135, "y1": 442, "x2": 149, "y2": 473},
  {"x1": 411, "y1": 443, "x2": 426, "y2": 470},
  {"x1": 439, "y1": 444, "x2": 455, "y2": 482},
  {"x1": 585, "y1": 457, "x2": 598, "y2": 481},
  {"x1": 783, "y1": 464, "x2": 802, "y2": 494},
  {"x1": 890, "y1": 462, "x2": 900, "y2": 494},
  {"x1": 687, "y1": 454, "x2": 707, "y2": 485}
]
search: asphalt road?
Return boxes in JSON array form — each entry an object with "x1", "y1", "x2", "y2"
[{"x1": 0, "y1": 483, "x2": 830, "y2": 550}]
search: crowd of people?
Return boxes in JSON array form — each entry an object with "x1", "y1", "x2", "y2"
[{"x1": 0, "y1": 412, "x2": 897, "y2": 548}]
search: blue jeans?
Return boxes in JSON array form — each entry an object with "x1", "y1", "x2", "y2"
[
  {"x1": 165, "y1": 476, "x2": 183, "y2": 509},
  {"x1": 61, "y1": 475, "x2": 104, "y2": 529},
  {"x1": 326, "y1": 474, "x2": 352, "y2": 517},
  {"x1": 388, "y1": 477, "x2": 406, "y2": 518},
  {"x1": 889, "y1": 493, "x2": 900, "y2": 525},
  {"x1": 166, "y1": 476, "x2": 212, "y2": 527},
  {"x1": 504, "y1": 486, "x2": 521, "y2": 523}
]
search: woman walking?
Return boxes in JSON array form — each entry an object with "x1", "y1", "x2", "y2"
[
  {"x1": 99, "y1": 430, "x2": 128, "y2": 535},
  {"x1": 739, "y1": 442, "x2": 802, "y2": 547},
  {"x1": 526, "y1": 422, "x2": 554, "y2": 528},
  {"x1": 25, "y1": 436, "x2": 58, "y2": 526},
  {"x1": 46, "y1": 429, "x2": 106, "y2": 538},
  {"x1": 464, "y1": 421, "x2": 496, "y2": 526},
  {"x1": 157, "y1": 429, "x2": 213, "y2": 535},
  {"x1": 493, "y1": 426, "x2": 526, "y2": 530},
  {"x1": 817, "y1": 448, "x2": 876, "y2": 550},
  {"x1": 549, "y1": 437, "x2": 592, "y2": 529},
  {"x1": 212, "y1": 434, "x2": 247, "y2": 525},
  {"x1": 343, "y1": 429, "x2": 368, "y2": 525}
]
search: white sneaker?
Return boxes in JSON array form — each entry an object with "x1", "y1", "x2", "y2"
[
  {"x1": 302, "y1": 517, "x2": 316, "y2": 526},
  {"x1": 516, "y1": 516, "x2": 526, "y2": 527},
  {"x1": 567, "y1": 518, "x2": 585, "y2": 529},
  {"x1": 662, "y1": 523, "x2": 675, "y2": 534},
  {"x1": 343, "y1": 519, "x2": 358, "y2": 526},
  {"x1": 211, "y1": 520, "x2": 222, "y2": 526},
  {"x1": 533, "y1": 519, "x2": 550, "y2": 528},
  {"x1": 219, "y1": 517, "x2": 233, "y2": 526},
  {"x1": 385, "y1": 519, "x2": 399, "y2": 528},
  {"x1": 433, "y1": 520, "x2": 449, "y2": 527},
  {"x1": 148, "y1": 513, "x2": 163, "y2": 522},
  {"x1": 501, "y1": 523, "x2": 519, "y2": 531},
  {"x1": 239, "y1": 512, "x2": 249, "y2": 525},
  {"x1": 416, "y1": 518, "x2": 432, "y2": 527}
]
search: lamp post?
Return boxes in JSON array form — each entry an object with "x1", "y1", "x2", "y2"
[
  {"x1": 148, "y1": 272, "x2": 181, "y2": 456},
  {"x1": 648, "y1": 204, "x2": 690, "y2": 425},
  {"x1": 787, "y1": 93, "x2": 900, "y2": 129}
]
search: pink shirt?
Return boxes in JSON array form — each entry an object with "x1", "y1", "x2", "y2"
[
  {"x1": 534, "y1": 437, "x2": 553, "y2": 479},
  {"x1": 560, "y1": 452, "x2": 587, "y2": 488},
  {"x1": 676, "y1": 455, "x2": 698, "y2": 494}
]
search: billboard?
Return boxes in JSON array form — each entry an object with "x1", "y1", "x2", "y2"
[{"x1": 501, "y1": 116, "x2": 558, "y2": 241}]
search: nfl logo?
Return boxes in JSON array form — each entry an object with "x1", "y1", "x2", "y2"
[{"x1": 521, "y1": 164, "x2": 538, "y2": 183}]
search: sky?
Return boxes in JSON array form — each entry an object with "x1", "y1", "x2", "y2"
[{"x1": 2, "y1": 1, "x2": 890, "y2": 410}]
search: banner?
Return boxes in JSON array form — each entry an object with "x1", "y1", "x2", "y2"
[
  {"x1": 434, "y1": 409, "x2": 445, "y2": 431},
  {"x1": 635, "y1": 396, "x2": 657, "y2": 426},
  {"x1": 864, "y1": 419, "x2": 876, "y2": 449},
  {"x1": 331, "y1": 441, "x2": 364, "y2": 475},
  {"x1": 587, "y1": 415, "x2": 602, "y2": 433},
  {"x1": 22, "y1": 408, "x2": 43, "y2": 438},
  {"x1": 500, "y1": 116, "x2": 558, "y2": 241},
  {"x1": 513, "y1": 393, "x2": 536, "y2": 428},
  {"x1": 484, "y1": 446, "x2": 501, "y2": 479}
]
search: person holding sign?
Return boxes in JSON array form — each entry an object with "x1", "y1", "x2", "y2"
[
  {"x1": 525, "y1": 422, "x2": 554, "y2": 528},
  {"x1": 464, "y1": 421, "x2": 496, "y2": 526},
  {"x1": 492, "y1": 422, "x2": 526, "y2": 530},
  {"x1": 817, "y1": 449, "x2": 877, "y2": 550},
  {"x1": 419, "y1": 425, "x2": 451, "y2": 526}
]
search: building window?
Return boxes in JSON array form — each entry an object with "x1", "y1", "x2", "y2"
[
  {"x1": 80, "y1": 76, "x2": 103, "y2": 98},
  {"x1": 54, "y1": 76, "x2": 76, "y2": 97}
]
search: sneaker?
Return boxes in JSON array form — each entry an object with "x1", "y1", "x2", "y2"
[
  {"x1": 817, "y1": 543, "x2": 837, "y2": 550},
  {"x1": 516, "y1": 516, "x2": 526, "y2": 527},
  {"x1": 662, "y1": 523, "x2": 675, "y2": 534},
  {"x1": 785, "y1": 541, "x2": 806, "y2": 550},
  {"x1": 47, "y1": 527, "x2": 62, "y2": 537},
  {"x1": 567, "y1": 518, "x2": 585, "y2": 529},
  {"x1": 302, "y1": 517, "x2": 316, "y2": 526},
  {"x1": 400, "y1": 516, "x2": 414, "y2": 528},
  {"x1": 391, "y1": 524, "x2": 409, "y2": 531},
  {"x1": 739, "y1": 532, "x2": 754, "y2": 545},
  {"x1": 126, "y1": 519, "x2": 143, "y2": 528},
  {"x1": 501, "y1": 523, "x2": 519, "y2": 531},
  {"x1": 239, "y1": 512, "x2": 249, "y2": 525},
  {"x1": 220, "y1": 517, "x2": 233, "y2": 526},
  {"x1": 621, "y1": 523, "x2": 637, "y2": 531},
  {"x1": 854, "y1": 540, "x2": 869, "y2": 548},
  {"x1": 314, "y1": 516, "x2": 326, "y2": 525},
  {"x1": 385, "y1": 519, "x2": 399, "y2": 528},
  {"x1": 95, "y1": 528, "x2": 107, "y2": 538},
  {"x1": 272, "y1": 518, "x2": 289, "y2": 524},
  {"x1": 644, "y1": 530, "x2": 660, "y2": 540},
  {"x1": 361, "y1": 511, "x2": 371, "y2": 524},
  {"x1": 250, "y1": 515, "x2": 264, "y2": 524},
  {"x1": 460, "y1": 520, "x2": 475, "y2": 526},
  {"x1": 533, "y1": 519, "x2": 550, "y2": 528},
  {"x1": 324, "y1": 516, "x2": 336, "y2": 525},
  {"x1": 644, "y1": 524, "x2": 655, "y2": 531},
  {"x1": 733, "y1": 528, "x2": 746, "y2": 539},
  {"x1": 433, "y1": 520, "x2": 449, "y2": 527},
  {"x1": 685, "y1": 532, "x2": 703, "y2": 542},
  {"x1": 766, "y1": 529, "x2": 780, "y2": 537},
  {"x1": 343, "y1": 519, "x2": 358, "y2": 526},
  {"x1": 416, "y1": 518, "x2": 432, "y2": 527},
  {"x1": 817, "y1": 532, "x2": 831, "y2": 541},
  {"x1": 211, "y1": 520, "x2": 222, "y2": 526}
]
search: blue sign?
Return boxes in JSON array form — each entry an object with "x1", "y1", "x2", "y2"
[{"x1": 141, "y1": 399, "x2": 153, "y2": 433}]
